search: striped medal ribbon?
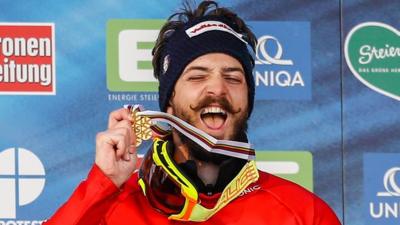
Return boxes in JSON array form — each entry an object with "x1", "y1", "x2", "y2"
[{"x1": 125, "y1": 104, "x2": 255, "y2": 160}]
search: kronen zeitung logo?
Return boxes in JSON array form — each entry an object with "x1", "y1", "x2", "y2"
[
  {"x1": 0, "y1": 23, "x2": 55, "y2": 95},
  {"x1": 369, "y1": 167, "x2": 400, "y2": 219},
  {"x1": 0, "y1": 148, "x2": 46, "y2": 224},
  {"x1": 344, "y1": 22, "x2": 400, "y2": 101}
]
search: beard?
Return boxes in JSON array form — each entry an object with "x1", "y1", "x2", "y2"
[{"x1": 171, "y1": 95, "x2": 249, "y2": 164}]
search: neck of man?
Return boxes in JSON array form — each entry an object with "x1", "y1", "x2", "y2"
[{"x1": 171, "y1": 131, "x2": 220, "y2": 186}]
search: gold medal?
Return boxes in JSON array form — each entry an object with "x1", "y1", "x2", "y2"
[{"x1": 129, "y1": 106, "x2": 152, "y2": 147}]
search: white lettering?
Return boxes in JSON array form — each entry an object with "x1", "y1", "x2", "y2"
[
  {"x1": 385, "y1": 202, "x2": 398, "y2": 218},
  {"x1": 1, "y1": 38, "x2": 14, "y2": 56},
  {"x1": 108, "y1": 94, "x2": 137, "y2": 101},
  {"x1": 239, "y1": 185, "x2": 261, "y2": 197},
  {"x1": 27, "y1": 38, "x2": 39, "y2": 56},
  {"x1": 391, "y1": 68, "x2": 400, "y2": 72},
  {"x1": 255, "y1": 70, "x2": 305, "y2": 87},
  {"x1": 359, "y1": 44, "x2": 400, "y2": 65},
  {"x1": 292, "y1": 71, "x2": 305, "y2": 86},
  {"x1": 139, "y1": 94, "x2": 158, "y2": 101},
  {"x1": 370, "y1": 202, "x2": 400, "y2": 218},
  {"x1": 276, "y1": 71, "x2": 291, "y2": 87},
  {"x1": 0, "y1": 37, "x2": 51, "y2": 57},
  {"x1": 255, "y1": 71, "x2": 267, "y2": 86},
  {"x1": 14, "y1": 38, "x2": 27, "y2": 56},
  {"x1": 0, "y1": 58, "x2": 52, "y2": 86},
  {"x1": 370, "y1": 202, "x2": 383, "y2": 218}
]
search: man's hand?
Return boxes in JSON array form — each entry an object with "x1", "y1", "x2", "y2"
[{"x1": 95, "y1": 108, "x2": 137, "y2": 188}]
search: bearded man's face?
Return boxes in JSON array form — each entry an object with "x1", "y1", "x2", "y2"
[{"x1": 166, "y1": 53, "x2": 249, "y2": 162}]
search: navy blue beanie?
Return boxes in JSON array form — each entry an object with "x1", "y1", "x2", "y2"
[{"x1": 157, "y1": 15, "x2": 255, "y2": 117}]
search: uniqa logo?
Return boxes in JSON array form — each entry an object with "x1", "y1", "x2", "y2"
[
  {"x1": 377, "y1": 167, "x2": 400, "y2": 197},
  {"x1": 255, "y1": 35, "x2": 293, "y2": 66},
  {"x1": 0, "y1": 148, "x2": 46, "y2": 219},
  {"x1": 369, "y1": 167, "x2": 400, "y2": 219},
  {"x1": 254, "y1": 35, "x2": 304, "y2": 87}
]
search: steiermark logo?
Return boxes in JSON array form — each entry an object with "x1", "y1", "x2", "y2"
[
  {"x1": 344, "y1": 22, "x2": 400, "y2": 101},
  {"x1": 256, "y1": 151, "x2": 313, "y2": 191},
  {"x1": 107, "y1": 19, "x2": 164, "y2": 92},
  {"x1": 0, "y1": 148, "x2": 45, "y2": 220}
]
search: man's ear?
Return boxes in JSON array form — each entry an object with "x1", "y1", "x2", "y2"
[
  {"x1": 166, "y1": 105, "x2": 173, "y2": 114},
  {"x1": 166, "y1": 91, "x2": 175, "y2": 114}
]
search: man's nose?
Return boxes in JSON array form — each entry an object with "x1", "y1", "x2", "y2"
[{"x1": 205, "y1": 76, "x2": 227, "y2": 96}]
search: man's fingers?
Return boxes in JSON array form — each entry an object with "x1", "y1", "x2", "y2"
[
  {"x1": 95, "y1": 109, "x2": 140, "y2": 187},
  {"x1": 107, "y1": 109, "x2": 137, "y2": 147},
  {"x1": 96, "y1": 128, "x2": 131, "y2": 160},
  {"x1": 128, "y1": 144, "x2": 137, "y2": 154},
  {"x1": 108, "y1": 108, "x2": 133, "y2": 129},
  {"x1": 111, "y1": 120, "x2": 136, "y2": 146}
]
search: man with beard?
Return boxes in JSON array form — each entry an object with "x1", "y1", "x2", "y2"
[{"x1": 45, "y1": 1, "x2": 341, "y2": 224}]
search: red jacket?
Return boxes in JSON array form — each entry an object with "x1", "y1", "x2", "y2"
[{"x1": 45, "y1": 164, "x2": 341, "y2": 225}]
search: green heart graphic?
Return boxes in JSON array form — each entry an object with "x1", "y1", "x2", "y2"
[{"x1": 344, "y1": 22, "x2": 400, "y2": 101}]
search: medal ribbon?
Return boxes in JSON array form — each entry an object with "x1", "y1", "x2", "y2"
[{"x1": 126, "y1": 105, "x2": 255, "y2": 160}]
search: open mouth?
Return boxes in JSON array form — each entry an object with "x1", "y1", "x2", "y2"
[{"x1": 200, "y1": 106, "x2": 227, "y2": 130}]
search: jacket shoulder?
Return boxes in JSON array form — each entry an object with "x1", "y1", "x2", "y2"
[
  {"x1": 257, "y1": 170, "x2": 321, "y2": 205},
  {"x1": 253, "y1": 171, "x2": 341, "y2": 224}
]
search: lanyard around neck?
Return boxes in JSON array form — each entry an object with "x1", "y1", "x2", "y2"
[{"x1": 126, "y1": 104, "x2": 255, "y2": 160}]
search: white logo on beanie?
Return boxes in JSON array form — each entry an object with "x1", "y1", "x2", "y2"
[
  {"x1": 162, "y1": 55, "x2": 170, "y2": 75},
  {"x1": 185, "y1": 21, "x2": 247, "y2": 44}
]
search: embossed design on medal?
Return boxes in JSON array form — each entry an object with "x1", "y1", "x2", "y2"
[{"x1": 130, "y1": 107, "x2": 152, "y2": 147}]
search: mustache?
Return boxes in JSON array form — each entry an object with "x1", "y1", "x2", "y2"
[{"x1": 189, "y1": 96, "x2": 242, "y2": 114}]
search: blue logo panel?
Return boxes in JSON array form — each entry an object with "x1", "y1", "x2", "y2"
[
  {"x1": 249, "y1": 22, "x2": 311, "y2": 100},
  {"x1": 363, "y1": 153, "x2": 400, "y2": 225}
]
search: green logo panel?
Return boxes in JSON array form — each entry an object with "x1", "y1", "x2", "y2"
[
  {"x1": 345, "y1": 22, "x2": 400, "y2": 100},
  {"x1": 256, "y1": 151, "x2": 313, "y2": 192},
  {"x1": 107, "y1": 19, "x2": 164, "y2": 92}
]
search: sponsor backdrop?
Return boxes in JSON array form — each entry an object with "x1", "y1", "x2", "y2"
[{"x1": 0, "y1": 0, "x2": 398, "y2": 224}]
